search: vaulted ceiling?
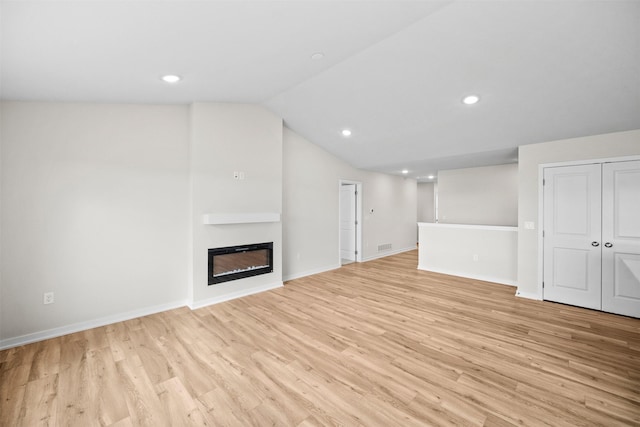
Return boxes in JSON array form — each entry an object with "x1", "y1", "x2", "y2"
[{"x1": 2, "y1": 1, "x2": 639, "y2": 180}]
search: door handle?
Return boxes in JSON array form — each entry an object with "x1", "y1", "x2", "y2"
[
  {"x1": 591, "y1": 241, "x2": 600, "y2": 247},
  {"x1": 604, "y1": 242, "x2": 613, "y2": 248}
]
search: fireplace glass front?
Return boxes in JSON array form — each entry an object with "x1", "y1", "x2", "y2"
[{"x1": 208, "y1": 242, "x2": 273, "y2": 285}]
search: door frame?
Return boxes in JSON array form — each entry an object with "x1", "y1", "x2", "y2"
[
  {"x1": 339, "y1": 180, "x2": 363, "y2": 264},
  {"x1": 537, "y1": 155, "x2": 640, "y2": 301}
]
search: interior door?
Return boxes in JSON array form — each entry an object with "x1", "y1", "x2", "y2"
[
  {"x1": 543, "y1": 164, "x2": 602, "y2": 310},
  {"x1": 340, "y1": 184, "x2": 357, "y2": 262},
  {"x1": 601, "y1": 160, "x2": 640, "y2": 317}
]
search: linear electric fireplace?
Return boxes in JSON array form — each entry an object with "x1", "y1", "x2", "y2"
[{"x1": 208, "y1": 242, "x2": 273, "y2": 285}]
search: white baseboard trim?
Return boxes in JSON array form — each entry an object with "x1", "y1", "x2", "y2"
[
  {"x1": 0, "y1": 299, "x2": 188, "y2": 351},
  {"x1": 515, "y1": 289, "x2": 542, "y2": 300},
  {"x1": 362, "y1": 245, "x2": 417, "y2": 262},
  {"x1": 283, "y1": 247, "x2": 416, "y2": 282},
  {"x1": 283, "y1": 264, "x2": 341, "y2": 282},
  {"x1": 417, "y1": 265, "x2": 517, "y2": 287},
  {"x1": 188, "y1": 281, "x2": 283, "y2": 310},
  {"x1": 1, "y1": 281, "x2": 287, "y2": 350}
]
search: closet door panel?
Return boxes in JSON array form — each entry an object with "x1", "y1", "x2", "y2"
[
  {"x1": 602, "y1": 160, "x2": 640, "y2": 317},
  {"x1": 543, "y1": 164, "x2": 602, "y2": 310}
]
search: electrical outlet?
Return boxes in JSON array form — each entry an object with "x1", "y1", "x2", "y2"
[
  {"x1": 473, "y1": 254, "x2": 479, "y2": 262},
  {"x1": 43, "y1": 292, "x2": 54, "y2": 304}
]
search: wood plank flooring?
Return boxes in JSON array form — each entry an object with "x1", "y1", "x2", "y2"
[{"x1": 1, "y1": 250, "x2": 639, "y2": 426}]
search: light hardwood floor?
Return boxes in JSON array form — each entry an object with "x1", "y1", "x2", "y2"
[{"x1": 1, "y1": 250, "x2": 639, "y2": 426}]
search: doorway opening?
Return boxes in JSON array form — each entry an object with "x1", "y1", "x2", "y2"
[{"x1": 339, "y1": 180, "x2": 363, "y2": 265}]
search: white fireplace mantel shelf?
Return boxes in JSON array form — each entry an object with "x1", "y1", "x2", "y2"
[{"x1": 202, "y1": 213, "x2": 281, "y2": 225}]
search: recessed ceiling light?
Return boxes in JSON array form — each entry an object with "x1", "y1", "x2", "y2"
[
  {"x1": 341, "y1": 129, "x2": 352, "y2": 137},
  {"x1": 462, "y1": 95, "x2": 480, "y2": 105},
  {"x1": 402, "y1": 169, "x2": 409, "y2": 174},
  {"x1": 311, "y1": 52, "x2": 325, "y2": 60},
  {"x1": 428, "y1": 175, "x2": 435, "y2": 179},
  {"x1": 162, "y1": 75, "x2": 181, "y2": 83}
]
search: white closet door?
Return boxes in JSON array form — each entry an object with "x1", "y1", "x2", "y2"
[
  {"x1": 340, "y1": 184, "x2": 357, "y2": 261},
  {"x1": 602, "y1": 160, "x2": 640, "y2": 317},
  {"x1": 543, "y1": 164, "x2": 602, "y2": 310}
]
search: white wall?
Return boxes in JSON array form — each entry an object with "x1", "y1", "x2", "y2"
[
  {"x1": 189, "y1": 103, "x2": 283, "y2": 307},
  {"x1": 0, "y1": 101, "x2": 418, "y2": 347},
  {"x1": 417, "y1": 182, "x2": 435, "y2": 223},
  {"x1": 517, "y1": 129, "x2": 640, "y2": 299},
  {"x1": 362, "y1": 171, "x2": 417, "y2": 257},
  {"x1": 282, "y1": 128, "x2": 417, "y2": 280},
  {"x1": 0, "y1": 102, "x2": 190, "y2": 345},
  {"x1": 437, "y1": 163, "x2": 518, "y2": 226},
  {"x1": 418, "y1": 223, "x2": 518, "y2": 286}
]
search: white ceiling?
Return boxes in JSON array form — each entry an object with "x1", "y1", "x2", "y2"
[{"x1": 2, "y1": 1, "x2": 639, "y2": 180}]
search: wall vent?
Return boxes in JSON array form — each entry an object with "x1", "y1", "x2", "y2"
[{"x1": 377, "y1": 243, "x2": 392, "y2": 252}]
